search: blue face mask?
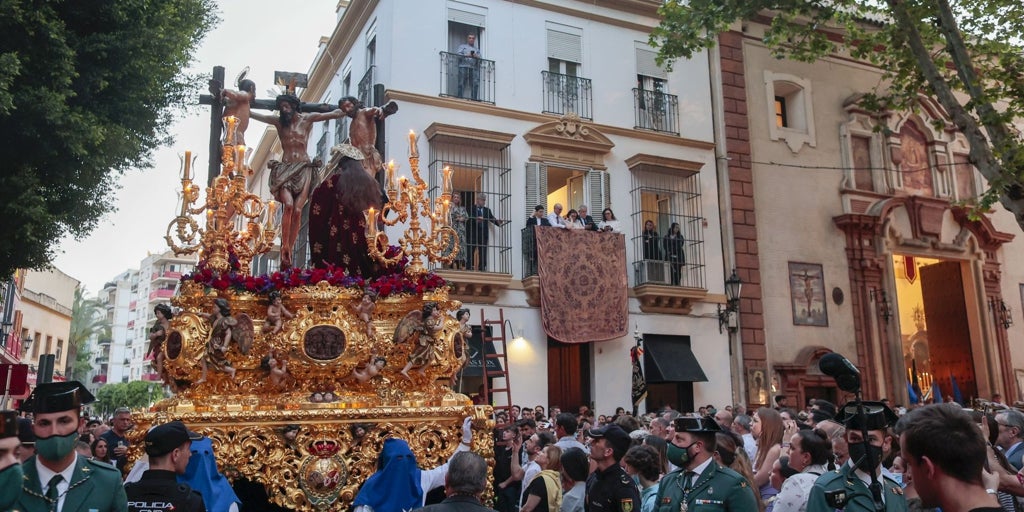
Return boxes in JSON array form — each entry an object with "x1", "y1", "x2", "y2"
[{"x1": 890, "y1": 473, "x2": 904, "y2": 488}]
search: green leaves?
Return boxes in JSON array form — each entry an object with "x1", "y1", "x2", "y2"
[
  {"x1": 0, "y1": 0, "x2": 219, "y2": 278},
  {"x1": 651, "y1": 0, "x2": 1024, "y2": 230}
]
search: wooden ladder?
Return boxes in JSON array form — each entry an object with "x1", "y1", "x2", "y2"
[{"x1": 480, "y1": 308, "x2": 514, "y2": 421}]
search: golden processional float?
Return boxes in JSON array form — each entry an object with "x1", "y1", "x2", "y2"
[{"x1": 130, "y1": 115, "x2": 492, "y2": 511}]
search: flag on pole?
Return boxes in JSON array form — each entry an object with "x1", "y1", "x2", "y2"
[
  {"x1": 951, "y1": 375, "x2": 964, "y2": 405},
  {"x1": 907, "y1": 381, "x2": 919, "y2": 405},
  {"x1": 630, "y1": 344, "x2": 647, "y2": 409}
]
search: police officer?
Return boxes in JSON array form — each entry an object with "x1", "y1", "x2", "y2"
[
  {"x1": 125, "y1": 421, "x2": 206, "y2": 512},
  {"x1": 585, "y1": 424, "x2": 640, "y2": 512},
  {"x1": 806, "y1": 401, "x2": 906, "y2": 512},
  {"x1": 13, "y1": 380, "x2": 128, "y2": 512},
  {"x1": 655, "y1": 416, "x2": 757, "y2": 512},
  {"x1": 0, "y1": 409, "x2": 23, "y2": 510}
]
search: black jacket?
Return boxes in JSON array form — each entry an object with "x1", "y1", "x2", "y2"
[
  {"x1": 125, "y1": 469, "x2": 206, "y2": 512},
  {"x1": 417, "y1": 495, "x2": 498, "y2": 512}
]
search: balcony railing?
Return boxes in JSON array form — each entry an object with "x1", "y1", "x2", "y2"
[
  {"x1": 633, "y1": 88, "x2": 680, "y2": 135},
  {"x1": 541, "y1": 71, "x2": 593, "y2": 119},
  {"x1": 358, "y1": 65, "x2": 376, "y2": 106},
  {"x1": 149, "y1": 289, "x2": 175, "y2": 301},
  {"x1": 439, "y1": 51, "x2": 496, "y2": 104}
]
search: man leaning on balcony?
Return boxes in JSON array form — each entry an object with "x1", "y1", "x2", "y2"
[{"x1": 456, "y1": 34, "x2": 481, "y2": 100}]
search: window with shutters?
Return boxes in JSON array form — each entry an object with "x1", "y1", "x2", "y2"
[
  {"x1": 542, "y1": 24, "x2": 591, "y2": 119},
  {"x1": 634, "y1": 45, "x2": 678, "y2": 134},
  {"x1": 522, "y1": 163, "x2": 608, "y2": 277},
  {"x1": 428, "y1": 135, "x2": 512, "y2": 274},
  {"x1": 629, "y1": 167, "x2": 705, "y2": 289},
  {"x1": 336, "y1": 72, "x2": 351, "y2": 144}
]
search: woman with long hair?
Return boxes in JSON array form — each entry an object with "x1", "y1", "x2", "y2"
[
  {"x1": 91, "y1": 437, "x2": 112, "y2": 464},
  {"x1": 642, "y1": 434, "x2": 670, "y2": 476},
  {"x1": 598, "y1": 208, "x2": 621, "y2": 233},
  {"x1": 714, "y1": 431, "x2": 764, "y2": 512},
  {"x1": 565, "y1": 209, "x2": 585, "y2": 229},
  {"x1": 664, "y1": 222, "x2": 685, "y2": 285},
  {"x1": 521, "y1": 445, "x2": 563, "y2": 512},
  {"x1": 641, "y1": 220, "x2": 661, "y2": 260},
  {"x1": 753, "y1": 408, "x2": 785, "y2": 505},
  {"x1": 773, "y1": 429, "x2": 831, "y2": 512}
]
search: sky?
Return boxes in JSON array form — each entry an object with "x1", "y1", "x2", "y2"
[{"x1": 53, "y1": 0, "x2": 340, "y2": 295}]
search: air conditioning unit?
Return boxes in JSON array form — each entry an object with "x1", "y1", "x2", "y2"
[{"x1": 636, "y1": 260, "x2": 671, "y2": 285}]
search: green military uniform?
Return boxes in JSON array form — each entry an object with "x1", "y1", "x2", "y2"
[
  {"x1": 14, "y1": 455, "x2": 129, "y2": 512},
  {"x1": 806, "y1": 463, "x2": 907, "y2": 512},
  {"x1": 654, "y1": 460, "x2": 758, "y2": 512},
  {"x1": 807, "y1": 399, "x2": 906, "y2": 512},
  {"x1": 4, "y1": 380, "x2": 129, "y2": 512}
]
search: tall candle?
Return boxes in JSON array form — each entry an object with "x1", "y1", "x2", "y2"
[
  {"x1": 183, "y1": 151, "x2": 192, "y2": 181},
  {"x1": 442, "y1": 165, "x2": 453, "y2": 196},
  {"x1": 235, "y1": 145, "x2": 246, "y2": 173},
  {"x1": 386, "y1": 160, "x2": 396, "y2": 190},
  {"x1": 225, "y1": 116, "x2": 237, "y2": 146},
  {"x1": 364, "y1": 208, "x2": 377, "y2": 236},
  {"x1": 408, "y1": 130, "x2": 418, "y2": 159},
  {"x1": 266, "y1": 200, "x2": 278, "y2": 227}
]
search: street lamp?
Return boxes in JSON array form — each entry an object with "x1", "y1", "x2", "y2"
[
  {"x1": 718, "y1": 269, "x2": 743, "y2": 334},
  {"x1": 21, "y1": 334, "x2": 33, "y2": 358}
]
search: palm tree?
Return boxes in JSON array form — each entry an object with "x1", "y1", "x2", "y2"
[{"x1": 68, "y1": 287, "x2": 110, "y2": 382}]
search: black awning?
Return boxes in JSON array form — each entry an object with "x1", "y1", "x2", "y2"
[
  {"x1": 459, "y1": 326, "x2": 503, "y2": 377},
  {"x1": 643, "y1": 337, "x2": 708, "y2": 382}
]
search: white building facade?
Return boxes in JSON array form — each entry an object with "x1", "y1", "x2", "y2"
[{"x1": 248, "y1": 0, "x2": 738, "y2": 415}]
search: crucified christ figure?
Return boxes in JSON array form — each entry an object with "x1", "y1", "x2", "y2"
[{"x1": 250, "y1": 94, "x2": 344, "y2": 268}]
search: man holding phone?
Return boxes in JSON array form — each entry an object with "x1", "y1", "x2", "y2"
[{"x1": 456, "y1": 34, "x2": 482, "y2": 100}]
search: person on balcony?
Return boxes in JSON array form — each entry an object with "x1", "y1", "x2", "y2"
[
  {"x1": 578, "y1": 205, "x2": 598, "y2": 231},
  {"x1": 642, "y1": 220, "x2": 662, "y2": 260},
  {"x1": 664, "y1": 222, "x2": 686, "y2": 286},
  {"x1": 524, "y1": 205, "x2": 550, "y2": 276},
  {"x1": 466, "y1": 194, "x2": 506, "y2": 271},
  {"x1": 598, "y1": 208, "x2": 622, "y2": 233},
  {"x1": 547, "y1": 204, "x2": 567, "y2": 228},
  {"x1": 456, "y1": 34, "x2": 482, "y2": 100},
  {"x1": 565, "y1": 209, "x2": 586, "y2": 230}
]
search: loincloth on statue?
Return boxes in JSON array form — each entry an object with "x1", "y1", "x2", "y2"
[
  {"x1": 328, "y1": 143, "x2": 383, "y2": 178},
  {"x1": 269, "y1": 159, "x2": 321, "y2": 196}
]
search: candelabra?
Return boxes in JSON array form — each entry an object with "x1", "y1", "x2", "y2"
[
  {"x1": 365, "y1": 130, "x2": 458, "y2": 277},
  {"x1": 165, "y1": 116, "x2": 278, "y2": 276}
]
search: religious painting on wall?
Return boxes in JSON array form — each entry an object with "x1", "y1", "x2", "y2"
[
  {"x1": 747, "y1": 367, "x2": 768, "y2": 406},
  {"x1": 789, "y1": 262, "x2": 829, "y2": 327}
]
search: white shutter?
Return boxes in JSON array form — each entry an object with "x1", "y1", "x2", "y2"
[
  {"x1": 547, "y1": 30, "x2": 582, "y2": 63},
  {"x1": 525, "y1": 162, "x2": 548, "y2": 221},
  {"x1": 636, "y1": 47, "x2": 667, "y2": 80},
  {"x1": 586, "y1": 169, "x2": 609, "y2": 216},
  {"x1": 448, "y1": 8, "x2": 485, "y2": 27}
]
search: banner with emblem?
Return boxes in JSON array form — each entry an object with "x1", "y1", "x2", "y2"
[{"x1": 630, "y1": 344, "x2": 647, "y2": 408}]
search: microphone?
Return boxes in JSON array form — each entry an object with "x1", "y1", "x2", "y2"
[{"x1": 818, "y1": 352, "x2": 861, "y2": 392}]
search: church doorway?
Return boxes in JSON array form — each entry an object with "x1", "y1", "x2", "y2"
[{"x1": 891, "y1": 255, "x2": 977, "y2": 404}]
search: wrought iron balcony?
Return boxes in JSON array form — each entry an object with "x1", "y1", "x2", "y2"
[
  {"x1": 541, "y1": 71, "x2": 592, "y2": 120},
  {"x1": 633, "y1": 88, "x2": 680, "y2": 135},
  {"x1": 358, "y1": 65, "x2": 376, "y2": 106},
  {"x1": 439, "y1": 51, "x2": 496, "y2": 104}
]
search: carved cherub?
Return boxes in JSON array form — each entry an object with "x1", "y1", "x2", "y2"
[
  {"x1": 398, "y1": 303, "x2": 444, "y2": 381},
  {"x1": 347, "y1": 356, "x2": 386, "y2": 384},
  {"x1": 260, "y1": 349, "x2": 289, "y2": 387},
  {"x1": 147, "y1": 303, "x2": 174, "y2": 375},
  {"x1": 264, "y1": 291, "x2": 294, "y2": 334},
  {"x1": 199, "y1": 298, "x2": 238, "y2": 383},
  {"x1": 353, "y1": 290, "x2": 377, "y2": 338}
]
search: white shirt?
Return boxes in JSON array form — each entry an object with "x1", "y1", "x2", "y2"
[
  {"x1": 520, "y1": 459, "x2": 541, "y2": 505},
  {"x1": 599, "y1": 220, "x2": 622, "y2": 233},
  {"x1": 562, "y1": 481, "x2": 586, "y2": 512},
  {"x1": 547, "y1": 212, "x2": 566, "y2": 228},
  {"x1": 36, "y1": 453, "x2": 78, "y2": 512},
  {"x1": 742, "y1": 432, "x2": 757, "y2": 460}
]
